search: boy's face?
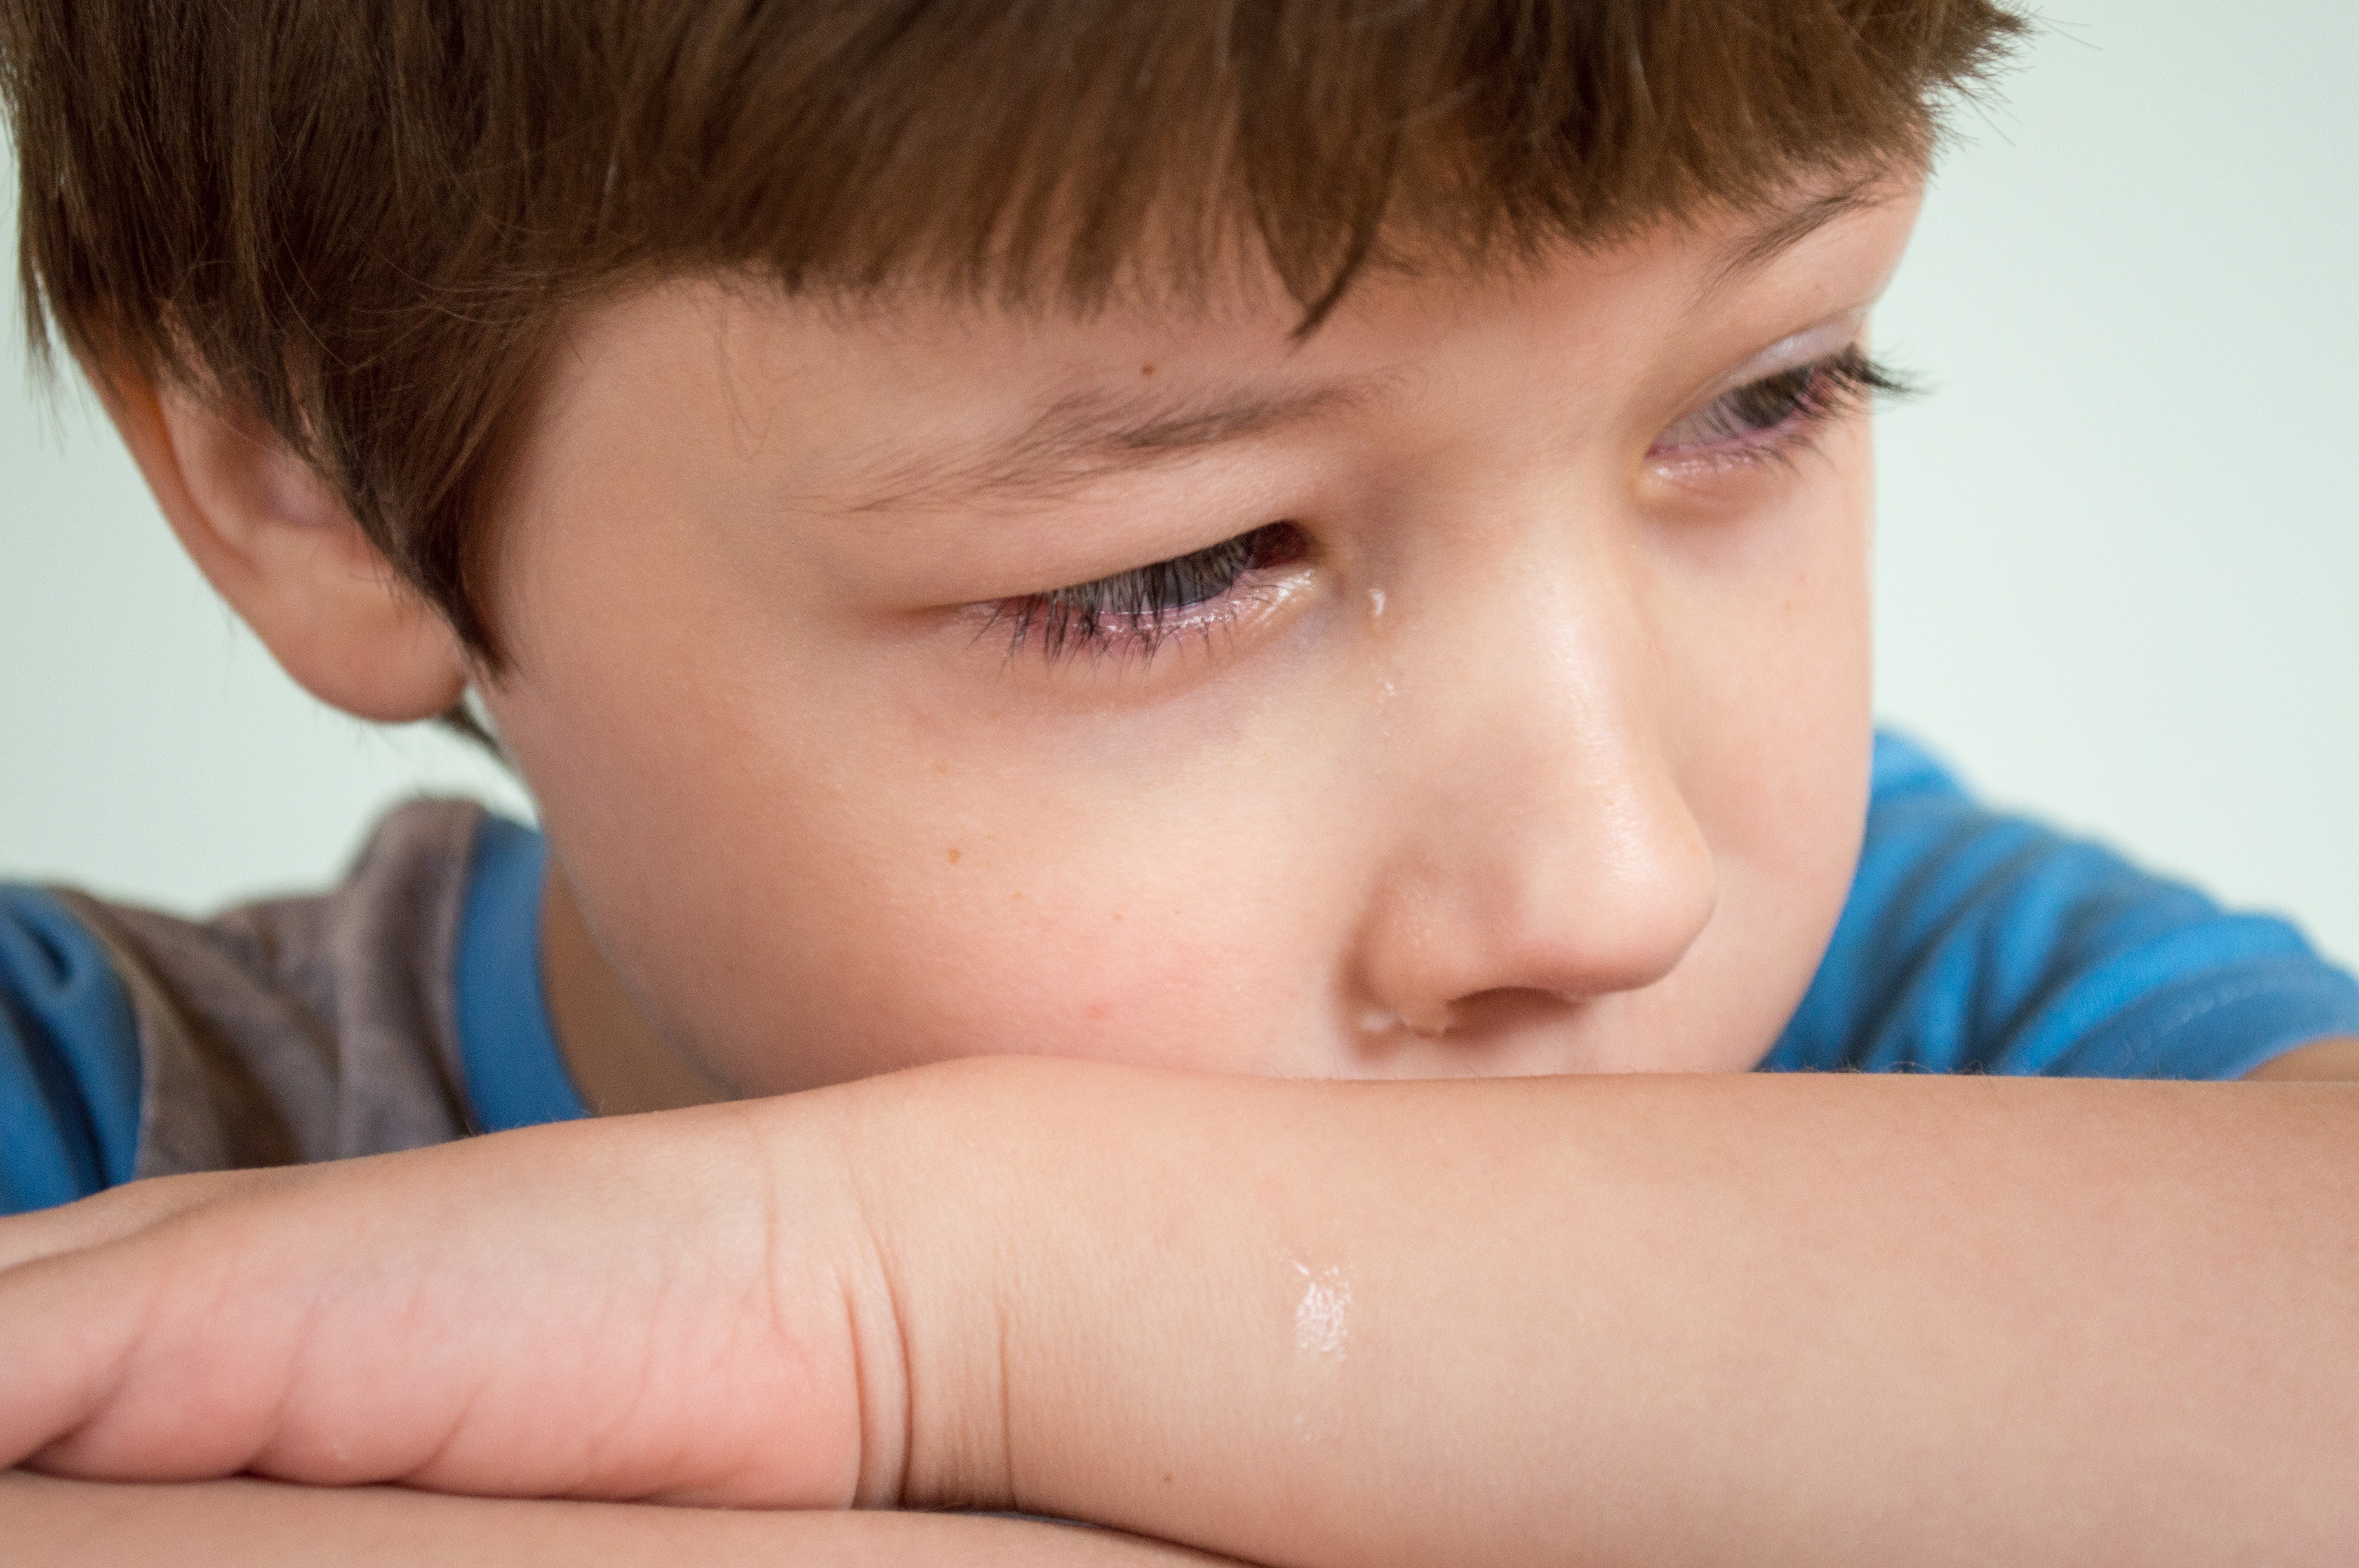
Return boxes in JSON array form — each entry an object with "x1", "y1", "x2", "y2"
[{"x1": 484, "y1": 187, "x2": 1919, "y2": 1093}]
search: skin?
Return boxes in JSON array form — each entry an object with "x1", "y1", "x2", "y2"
[
  {"x1": 0, "y1": 1473, "x2": 1244, "y2": 1568},
  {"x1": 9, "y1": 178, "x2": 2356, "y2": 1559},
  {"x1": 482, "y1": 196, "x2": 1894, "y2": 1102},
  {"x1": 3, "y1": 1062, "x2": 2357, "y2": 1567},
  {"x1": 97, "y1": 175, "x2": 2357, "y2": 1095}
]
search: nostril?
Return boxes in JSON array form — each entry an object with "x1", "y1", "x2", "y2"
[
  {"x1": 1438, "y1": 987, "x2": 1590, "y2": 1041},
  {"x1": 1400, "y1": 1000, "x2": 1453, "y2": 1038},
  {"x1": 1356, "y1": 1001, "x2": 1453, "y2": 1039}
]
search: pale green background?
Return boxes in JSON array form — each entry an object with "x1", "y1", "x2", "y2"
[{"x1": 4, "y1": 3, "x2": 2355, "y2": 971}]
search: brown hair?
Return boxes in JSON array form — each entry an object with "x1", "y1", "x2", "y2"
[{"x1": 2, "y1": 0, "x2": 2025, "y2": 664}]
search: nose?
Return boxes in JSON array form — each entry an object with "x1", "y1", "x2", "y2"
[{"x1": 1352, "y1": 546, "x2": 1718, "y2": 1038}]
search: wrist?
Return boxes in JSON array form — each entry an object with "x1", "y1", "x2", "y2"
[
  {"x1": 824, "y1": 1054, "x2": 1247, "y2": 1514},
  {"x1": 832, "y1": 1056, "x2": 1331, "y2": 1525},
  {"x1": 783, "y1": 1057, "x2": 1045, "y2": 1509}
]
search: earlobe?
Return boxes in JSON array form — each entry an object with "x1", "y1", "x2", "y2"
[{"x1": 93, "y1": 366, "x2": 472, "y2": 723}]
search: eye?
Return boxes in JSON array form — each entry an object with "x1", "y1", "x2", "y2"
[
  {"x1": 986, "y1": 521, "x2": 1314, "y2": 664},
  {"x1": 1651, "y1": 345, "x2": 1913, "y2": 463}
]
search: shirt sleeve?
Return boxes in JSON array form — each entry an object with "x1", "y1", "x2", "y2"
[
  {"x1": 0, "y1": 887, "x2": 145, "y2": 1214},
  {"x1": 1763, "y1": 732, "x2": 2359, "y2": 1080}
]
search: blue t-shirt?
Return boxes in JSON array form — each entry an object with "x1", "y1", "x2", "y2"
[{"x1": 5, "y1": 732, "x2": 2357, "y2": 1215}]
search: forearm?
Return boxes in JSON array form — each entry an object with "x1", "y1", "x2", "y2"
[
  {"x1": 0, "y1": 1472, "x2": 1244, "y2": 1568},
  {"x1": 866, "y1": 1061, "x2": 2359, "y2": 1567},
  {"x1": 8, "y1": 1064, "x2": 2353, "y2": 1565}
]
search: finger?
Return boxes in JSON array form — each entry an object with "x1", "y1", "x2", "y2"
[
  {"x1": 0, "y1": 1241, "x2": 184, "y2": 1477},
  {"x1": 0, "y1": 1167, "x2": 289, "y2": 1276},
  {"x1": 1, "y1": 1187, "x2": 518, "y2": 1486}
]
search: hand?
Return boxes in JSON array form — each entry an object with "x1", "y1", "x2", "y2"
[{"x1": 0, "y1": 1091, "x2": 916, "y2": 1506}]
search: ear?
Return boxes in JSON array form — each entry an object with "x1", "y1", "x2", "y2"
[{"x1": 95, "y1": 368, "x2": 471, "y2": 723}]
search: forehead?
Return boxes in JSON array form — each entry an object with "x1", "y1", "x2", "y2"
[
  {"x1": 523, "y1": 182, "x2": 1918, "y2": 530},
  {"x1": 552, "y1": 175, "x2": 1917, "y2": 428}
]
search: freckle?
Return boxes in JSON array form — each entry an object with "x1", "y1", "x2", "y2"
[
  {"x1": 1088, "y1": 1002, "x2": 1110, "y2": 1020},
  {"x1": 1011, "y1": 890, "x2": 1023, "y2": 901},
  {"x1": 946, "y1": 847, "x2": 962, "y2": 865},
  {"x1": 1112, "y1": 911, "x2": 1124, "y2": 923},
  {"x1": 1162, "y1": 1473, "x2": 1174, "y2": 1485},
  {"x1": 931, "y1": 760, "x2": 950, "y2": 776},
  {"x1": 1140, "y1": 362, "x2": 1156, "y2": 376}
]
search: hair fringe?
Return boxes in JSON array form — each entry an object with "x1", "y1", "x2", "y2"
[{"x1": 2, "y1": 0, "x2": 2030, "y2": 663}]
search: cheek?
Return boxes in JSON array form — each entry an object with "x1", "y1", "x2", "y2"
[
  {"x1": 575, "y1": 762, "x2": 1336, "y2": 1093},
  {"x1": 1642, "y1": 430, "x2": 1875, "y2": 1066},
  {"x1": 492, "y1": 558, "x2": 1348, "y2": 1091}
]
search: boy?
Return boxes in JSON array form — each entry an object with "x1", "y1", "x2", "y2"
[{"x1": 5, "y1": 0, "x2": 2359, "y2": 1562}]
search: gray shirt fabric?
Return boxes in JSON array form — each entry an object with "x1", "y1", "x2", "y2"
[{"x1": 51, "y1": 800, "x2": 489, "y2": 1181}]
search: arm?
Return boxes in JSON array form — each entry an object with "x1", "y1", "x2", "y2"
[
  {"x1": 867, "y1": 1060, "x2": 2359, "y2": 1566},
  {"x1": 0, "y1": 1472, "x2": 1245, "y2": 1568},
  {"x1": 5, "y1": 1060, "x2": 2359, "y2": 1565}
]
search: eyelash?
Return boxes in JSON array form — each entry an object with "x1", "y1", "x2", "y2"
[
  {"x1": 1650, "y1": 344, "x2": 1914, "y2": 465},
  {"x1": 988, "y1": 347, "x2": 1910, "y2": 667},
  {"x1": 983, "y1": 520, "x2": 1313, "y2": 664}
]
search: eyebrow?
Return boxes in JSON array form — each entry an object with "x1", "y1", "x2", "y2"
[
  {"x1": 841, "y1": 376, "x2": 1395, "y2": 515},
  {"x1": 838, "y1": 184, "x2": 1884, "y2": 514},
  {"x1": 1699, "y1": 177, "x2": 1894, "y2": 298}
]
